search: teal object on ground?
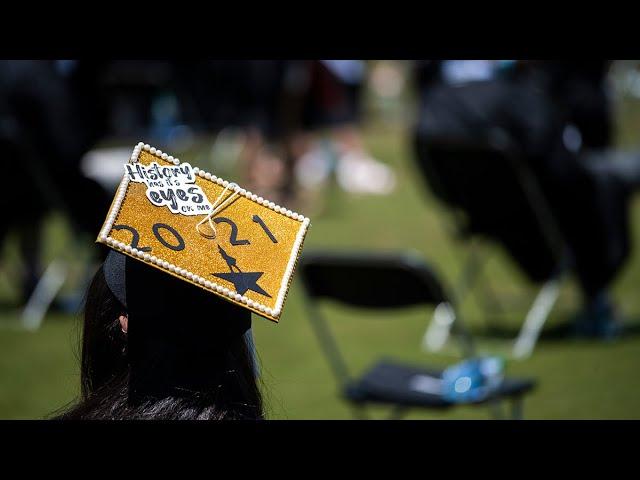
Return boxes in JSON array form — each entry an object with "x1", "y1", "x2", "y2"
[{"x1": 442, "y1": 356, "x2": 505, "y2": 403}]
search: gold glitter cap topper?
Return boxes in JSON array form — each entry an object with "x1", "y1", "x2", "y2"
[{"x1": 96, "y1": 142, "x2": 310, "y2": 322}]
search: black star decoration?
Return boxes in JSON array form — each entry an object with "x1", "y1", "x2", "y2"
[{"x1": 212, "y1": 245, "x2": 272, "y2": 298}]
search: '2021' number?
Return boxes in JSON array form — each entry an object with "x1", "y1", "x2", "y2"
[
  {"x1": 112, "y1": 215, "x2": 275, "y2": 253},
  {"x1": 113, "y1": 223, "x2": 185, "y2": 252}
]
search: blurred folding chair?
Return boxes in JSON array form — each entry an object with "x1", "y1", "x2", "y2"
[
  {"x1": 298, "y1": 250, "x2": 536, "y2": 419},
  {"x1": 414, "y1": 129, "x2": 570, "y2": 359}
]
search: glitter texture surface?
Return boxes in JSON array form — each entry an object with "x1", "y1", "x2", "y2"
[{"x1": 96, "y1": 148, "x2": 310, "y2": 322}]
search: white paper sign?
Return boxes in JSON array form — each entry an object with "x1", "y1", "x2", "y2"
[{"x1": 124, "y1": 162, "x2": 213, "y2": 216}]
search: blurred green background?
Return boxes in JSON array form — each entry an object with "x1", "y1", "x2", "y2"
[{"x1": 2, "y1": 62, "x2": 640, "y2": 419}]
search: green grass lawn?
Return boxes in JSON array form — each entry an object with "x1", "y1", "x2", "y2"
[{"x1": 2, "y1": 89, "x2": 640, "y2": 419}]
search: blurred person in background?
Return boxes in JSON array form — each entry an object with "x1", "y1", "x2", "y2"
[
  {"x1": 413, "y1": 60, "x2": 640, "y2": 338},
  {"x1": 288, "y1": 60, "x2": 396, "y2": 202},
  {"x1": 0, "y1": 60, "x2": 111, "y2": 303},
  {"x1": 128, "y1": 60, "x2": 292, "y2": 205},
  {"x1": 234, "y1": 60, "x2": 395, "y2": 211}
]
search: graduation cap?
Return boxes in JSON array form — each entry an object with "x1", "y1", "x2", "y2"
[
  {"x1": 97, "y1": 142, "x2": 310, "y2": 323},
  {"x1": 97, "y1": 143, "x2": 309, "y2": 403}
]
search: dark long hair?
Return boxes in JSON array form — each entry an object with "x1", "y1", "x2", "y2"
[{"x1": 54, "y1": 265, "x2": 264, "y2": 420}]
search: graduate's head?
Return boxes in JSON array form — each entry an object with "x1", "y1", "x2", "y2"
[{"x1": 63, "y1": 250, "x2": 263, "y2": 420}]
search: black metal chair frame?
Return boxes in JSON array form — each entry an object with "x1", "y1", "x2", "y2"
[{"x1": 299, "y1": 250, "x2": 536, "y2": 420}]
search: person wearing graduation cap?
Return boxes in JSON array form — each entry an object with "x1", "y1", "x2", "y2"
[
  {"x1": 54, "y1": 249, "x2": 264, "y2": 420},
  {"x1": 54, "y1": 143, "x2": 310, "y2": 420}
]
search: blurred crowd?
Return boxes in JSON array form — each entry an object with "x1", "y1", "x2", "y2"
[
  {"x1": 1, "y1": 59, "x2": 639, "y2": 339},
  {"x1": 0, "y1": 60, "x2": 394, "y2": 306}
]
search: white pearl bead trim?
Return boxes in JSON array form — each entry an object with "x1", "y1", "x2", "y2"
[
  {"x1": 98, "y1": 142, "x2": 311, "y2": 320},
  {"x1": 273, "y1": 212, "x2": 309, "y2": 317}
]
